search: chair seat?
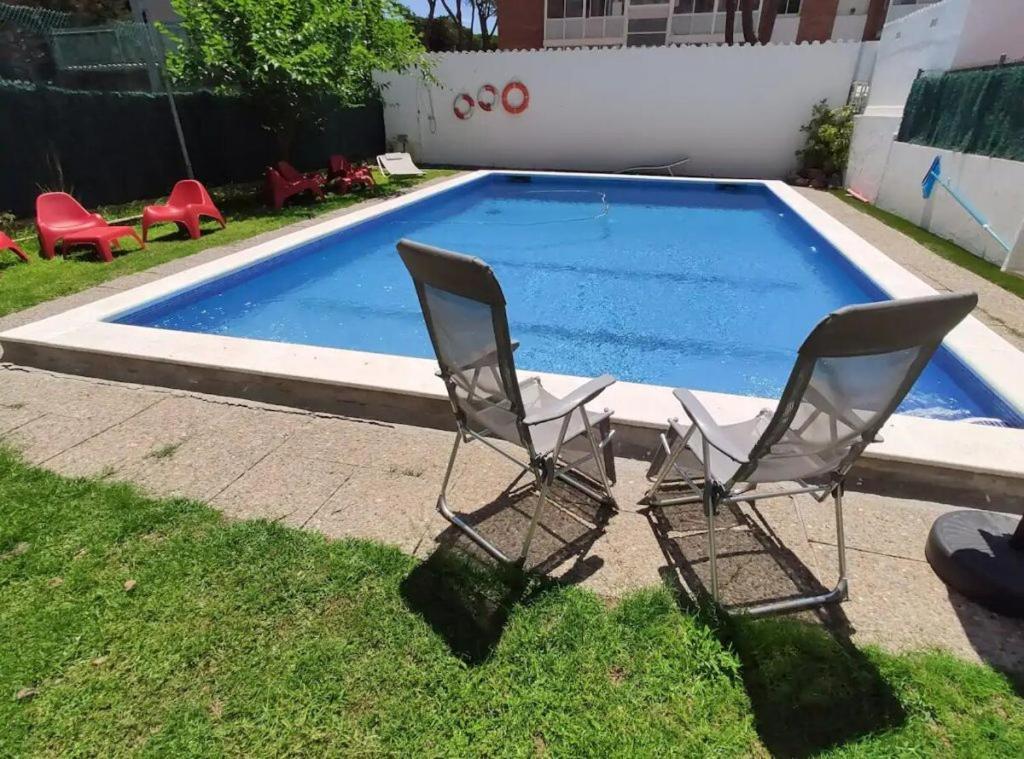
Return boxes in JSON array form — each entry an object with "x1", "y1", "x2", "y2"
[
  {"x1": 671, "y1": 400, "x2": 841, "y2": 485},
  {"x1": 62, "y1": 225, "x2": 132, "y2": 245},
  {"x1": 473, "y1": 378, "x2": 606, "y2": 458}
]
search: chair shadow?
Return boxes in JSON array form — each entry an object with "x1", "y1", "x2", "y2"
[
  {"x1": 401, "y1": 476, "x2": 612, "y2": 665},
  {"x1": 644, "y1": 490, "x2": 906, "y2": 757}
]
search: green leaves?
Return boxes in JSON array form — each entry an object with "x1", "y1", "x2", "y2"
[
  {"x1": 797, "y1": 99, "x2": 855, "y2": 177},
  {"x1": 164, "y1": 0, "x2": 427, "y2": 155}
]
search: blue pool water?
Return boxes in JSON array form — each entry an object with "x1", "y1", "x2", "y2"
[{"x1": 114, "y1": 174, "x2": 1022, "y2": 426}]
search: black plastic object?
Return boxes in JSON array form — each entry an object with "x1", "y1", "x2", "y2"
[{"x1": 925, "y1": 510, "x2": 1024, "y2": 618}]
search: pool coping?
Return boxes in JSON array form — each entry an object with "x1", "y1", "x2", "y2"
[{"x1": 3, "y1": 170, "x2": 1024, "y2": 482}]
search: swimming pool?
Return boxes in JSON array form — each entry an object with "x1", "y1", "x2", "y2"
[{"x1": 111, "y1": 173, "x2": 1021, "y2": 427}]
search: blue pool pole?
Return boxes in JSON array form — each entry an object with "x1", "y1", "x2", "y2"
[{"x1": 922, "y1": 157, "x2": 1011, "y2": 253}]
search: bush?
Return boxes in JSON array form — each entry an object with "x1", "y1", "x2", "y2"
[{"x1": 796, "y1": 99, "x2": 854, "y2": 184}]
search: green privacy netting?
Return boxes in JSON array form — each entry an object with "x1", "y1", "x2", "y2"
[
  {"x1": 0, "y1": 83, "x2": 385, "y2": 217},
  {"x1": 898, "y1": 63, "x2": 1024, "y2": 162}
]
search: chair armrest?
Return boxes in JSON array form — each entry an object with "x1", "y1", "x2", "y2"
[
  {"x1": 672, "y1": 388, "x2": 749, "y2": 464},
  {"x1": 523, "y1": 374, "x2": 615, "y2": 426}
]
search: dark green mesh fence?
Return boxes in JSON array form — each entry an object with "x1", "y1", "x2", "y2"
[
  {"x1": 0, "y1": 83, "x2": 384, "y2": 216},
  {"x1": 898, "y1": 63, "x2": 1024, "y2": 162}
]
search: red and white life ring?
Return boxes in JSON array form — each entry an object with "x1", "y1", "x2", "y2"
[
  {"x1": 502, "y1": 81, "x2": 529, "y2": 115},
  {"x1": 477, "y1": 84, "x2": 498, "y2": 112},
  {"x1": 453, "y1": 92, "x2": 475, "y2": 120}
]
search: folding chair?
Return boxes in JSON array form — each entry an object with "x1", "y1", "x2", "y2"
[
  {"x1": 397, "y1": 239, "x2": 618, "y2": 566},
  {"x1": 645, "y1": 292, "x2": 977, "y2": 616}
]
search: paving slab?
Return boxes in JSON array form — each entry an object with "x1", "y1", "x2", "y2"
[
  {"x1": 813, "y1": 543, "x2": 1024, "y2": 672},
  {"x1": 212, "y1": 449, "x2": 355, "y2": 524},
  {"x1": 107, "y1": 398, "x2": 304, "y2": 501},
  {"x1": 44, "y1": 395, "x2": 245, "y2": 479},
  {"x1": 301, "y1": 467, "x2": 438, "y2": 555},
  {"x1": 794, "y1": 489, "x2": 955, "y2": 562}
]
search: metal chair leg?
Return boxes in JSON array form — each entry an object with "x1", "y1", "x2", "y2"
[
  {"x1": 519, "y1": 414, "x2": 572, "y2": 564},
  {"x1": 702, "y1": 435, "x2": 719, "y2": 602},
  {"x1": 834, "y1": 482, "x2": 849, "y2": 601},
  {"x1": 436, "y1": 429, "x2": 516, "y2": 564},
  {"x1": 582, "y1": 411, "x2": 615, "y2": 503}
]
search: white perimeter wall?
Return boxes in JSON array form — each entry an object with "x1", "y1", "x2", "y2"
[
  {"x1": 953, "y1": 0, "x2": 1024, "y2": 68},
  {"x1": 377, "y1": 42, "x2": 866, "y2": 179},
  {"x1": 872, "y1": 142, "x2": 1024, "y2": 269}
]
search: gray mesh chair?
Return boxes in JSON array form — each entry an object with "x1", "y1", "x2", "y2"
[
  {"x1": 645, "y1": 292, "x2": 977, "y2": 616},
  {"x1": 398, "y1": 239, "x2": 618, "y2": 566}
]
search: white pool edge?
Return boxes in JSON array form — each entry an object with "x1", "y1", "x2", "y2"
[{"x1": 3, "y1": 170, "x2": 1024, "y2": 480}]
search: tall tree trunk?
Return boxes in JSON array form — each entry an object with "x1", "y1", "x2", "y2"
[
  {"x1": 427, "y1": 0, "x2": 437, "y2": 22},
  {"x1": 758, "y1": 0, "x2": 779, "y2": 44},
  {"x1": 740, "y1": 0, "x2": 757, "y2": 44},
  {"x1": 723, "y1": 0, "x2": 737, "y2": 46},
  {"x1": 862, "y1": 0, "x2": 890, "y2": 41}
]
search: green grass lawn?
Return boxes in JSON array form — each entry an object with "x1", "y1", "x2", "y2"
[
  {"x1": 830, "y1": 189, "x2": 1024, "y2": 300},
  {"x1": 0, "y1": 169, "x2": 457, "y2": 318},
  {"x1": 2, "y1": 448, "x2": 1022, "y2": 757}
]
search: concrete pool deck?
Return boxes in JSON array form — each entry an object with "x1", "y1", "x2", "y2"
[{"x1": 1, "y1": 185, "x2": 1023, "y2": 676}]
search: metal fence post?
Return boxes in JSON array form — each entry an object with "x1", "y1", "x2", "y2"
[{"x1": 142, "y1": 10, "x2": 193, "y2": 180}]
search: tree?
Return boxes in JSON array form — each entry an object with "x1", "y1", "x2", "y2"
[
  {"x1": 723, "y1": 0, "x2": 736, "y2": 46},
  {"x1": 740, "y1": 0, "x2": 757, "y2": 44},
  {"x1": 164, "y1": 0, "x2": 426, "y2": 158},
  {"x1": 758, "y1": 0, "x2": 780, "y2": 44},
  {"x1": 473, "y1": 0, "x2": 496, "y2": 50}
]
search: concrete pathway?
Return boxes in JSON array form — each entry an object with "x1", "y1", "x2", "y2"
[{"x1": 1, "y1": 184, "x2": 1023, "y2": 677}]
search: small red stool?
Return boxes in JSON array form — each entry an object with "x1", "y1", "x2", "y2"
[
  {"x1": 61, "y1": 225, "x2": 144, "y2": 262},
  {"x1": 1, "y1": 231, "x2": 29, "y2": 262}
]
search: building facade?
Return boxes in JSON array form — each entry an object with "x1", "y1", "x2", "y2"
[{"x1": 497, "y1": 0, "x2": 942, "y2": 49}]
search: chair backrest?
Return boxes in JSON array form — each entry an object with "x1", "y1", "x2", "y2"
[
  {"x1": 328, "y1": 155, "x2": 349, "y2": 174},
  {"x1": 168, "y1": 179, "x2": 210, "y2": 206},
  {"x1": 275, "y1": 161, "x2": 302, "y2": 182},
  {"x1": 36, "y1": 192, "x2": 93, "y2": 225},
  {"x1": 397, "y1": 239, "x2": 531, "y2": 450},
  {"x1": 378, "y1": 153, "x2": 420, "y2": 175},
  {"x1": 736, "y1": 292, "x2": 978, "y2": 484}
]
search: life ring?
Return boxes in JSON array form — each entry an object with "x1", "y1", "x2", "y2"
[
  {"x1": 502, "y1": 81, "x2": 529, "y2": 115},
  {"x1": 477, "y1": 84, "x2": 498, "y2": 112},
  {"x1": 453, "y1": 92, "x2": 475, "y2": 120}
]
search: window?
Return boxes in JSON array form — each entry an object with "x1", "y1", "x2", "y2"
[
  {"x1": 778, "y1": 0, "x2": 801, "y2": 13},
  {"x1": 547, "y1": 0, "x2": 585, "y2": 18},
  {"x1": 587, "y1": 0, "x2": 624, "y2": 16},
  {"x1": 627, "y1": 32, "x2": 667, "y2": 45},
  {"x1": 628, "y1": 17, "x2": 667, "y2": 32},
  {"x1": 674, "y1": 0, "x2": 716, "y2": 13}
]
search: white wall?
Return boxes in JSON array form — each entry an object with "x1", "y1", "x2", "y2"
[
  {"x1": 377, "y1": 43, "x2": 866, "y2": 179},
  {"x1": 832, "y1": 13, "x2": 869, "y2": 42},
  {"x1": 846, "y1": 113, "x2": 902, "y2": 200},
  {"x1": 873, "y1": 142, "x2": 1024, "y2": 269},
  {"x1": 952, "y1": 0, "x2": 1024, "y2": 68},
  {"x1": 864, "y1": 0, "x2": 969, "y2": 112}
]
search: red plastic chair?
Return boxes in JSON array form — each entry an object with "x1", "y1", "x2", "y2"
[
  {"x1": 328, "y1": 155, "x2": 375, "y2": 191},
  {"x1": 35, "y1": 192, "x2": 107, "y2": 259},
  {"x1": 264, "y1": 166, "x2": 324, "y2": 210},
  {"x1": 1, "y1": 231, "x2": 29, "y2": 263},
  {"x1": 142, "y1": 180, "x2": 226, "y2": 241}
]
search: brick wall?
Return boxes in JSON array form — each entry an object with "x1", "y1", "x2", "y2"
[
  {"x1": 497, "y1": 0, "x2": 545, "y2": 50},
  {"x1": 796, "y1": 0, "x2": 840, "y2": 42}
]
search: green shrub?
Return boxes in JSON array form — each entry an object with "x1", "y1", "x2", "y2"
[{"x1": 797, "y1": 99, "x2": 855, "y2": 179}]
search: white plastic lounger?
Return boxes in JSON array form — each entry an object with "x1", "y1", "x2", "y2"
[
  {"x1": 377, "y1": 152, "x2": 423, "y2": 177},
  {"x1": 645, "y1": 292, "x2": 978, "y2": 617}
]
